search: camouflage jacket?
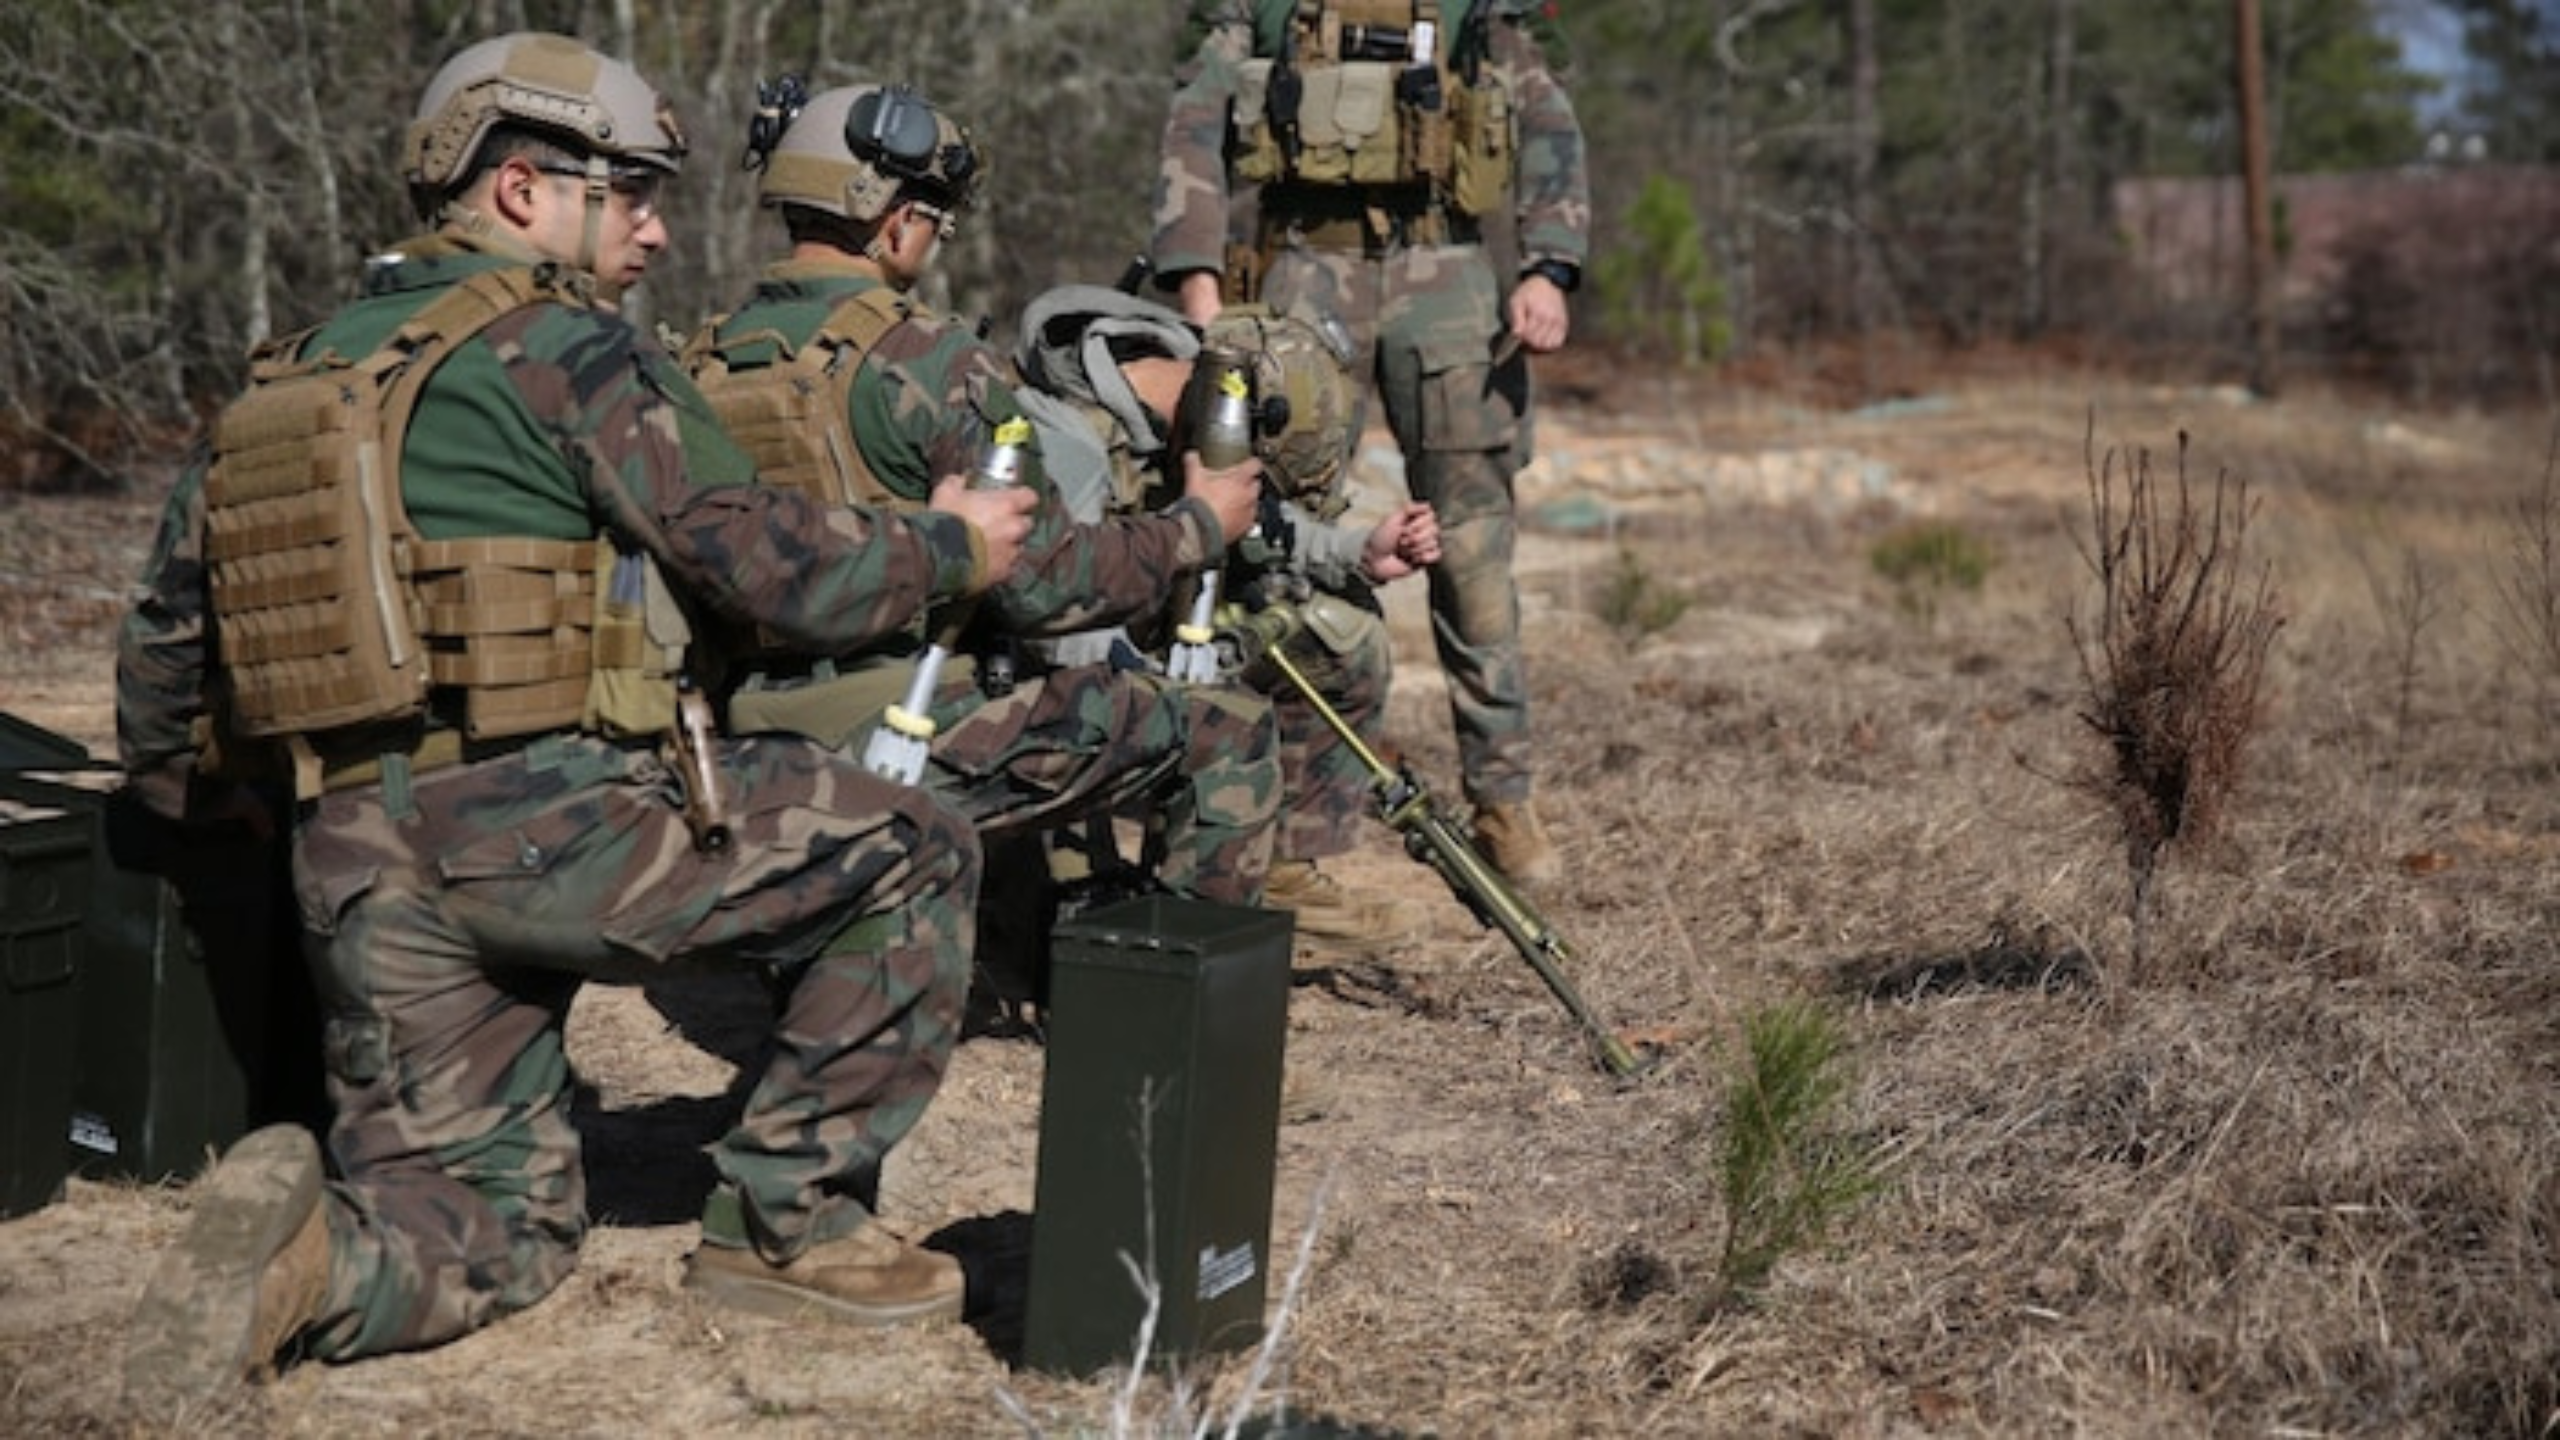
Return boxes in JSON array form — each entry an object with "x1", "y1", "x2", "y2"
[
  {"x1": 698, "y1": 263, "x2": 1225, "y2": 659},
  {"x1": 1012, "y1": 284, "x2": 1371, "y2": 596},
  {"x1": 116, "y1": 232, "x2": 989, "y2": 817},
  {"x1": 1151, "y1": 0, "x2": 1590, "y2": 280}
]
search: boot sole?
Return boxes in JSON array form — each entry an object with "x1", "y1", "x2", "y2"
[
  {"x1": 123, "y1": 1125, "x2": 324, "y2": 1415},
  {"x1": 683, "y1": 1257, "x2": 964, "y2": 1329}
]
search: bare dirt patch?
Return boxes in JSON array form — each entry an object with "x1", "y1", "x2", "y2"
[{"x1": 4, "y1": 358, "x2": 2556, "y2": 1437}]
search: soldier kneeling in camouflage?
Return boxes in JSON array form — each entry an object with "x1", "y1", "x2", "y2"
[
  {"x1": 682, "y1": 80, "x2": 1282, "y2": 966},
  {"x1": 115, "y1": 33, "x2": 1036, "y2": 1416},
  {"x1": 1011, "y1": 285, "x2": 1442, "y2": 960}
]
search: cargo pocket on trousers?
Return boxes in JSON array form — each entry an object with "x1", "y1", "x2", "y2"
[
  {"x1": 434, "y1": 788, "x2": 705, "y2": 972},
  {"x1": 1418, "y1": 345, "x2": 1524, "y2": 455},
  {"x1": 929, "y1": 683, "x2": 1092, "y2": 795}
]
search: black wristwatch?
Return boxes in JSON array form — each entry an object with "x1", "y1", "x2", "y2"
[{"x1": 1523, "y1": 258, "x2": 1581, "y2": 294}]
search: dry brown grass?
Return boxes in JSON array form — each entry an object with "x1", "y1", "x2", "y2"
[{"x1": 3, "y1": 359, "x2": 2557, "y2": 1437}]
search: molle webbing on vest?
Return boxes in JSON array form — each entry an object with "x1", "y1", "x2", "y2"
[
  {"x1": 206, "y1": 379, "x2": 423, "y2": 736},
  {"x1": 1238, "y1": 0, "x2": 1504, "y2": 213},
  {"x1": 689, "y1": 285, "x2": 910, "y2": 510},
  {"x1": 407, "y1": 534, "x2": 596, "y2": 739},
  {"x1": 205, "y1": 264, "x2": 588, "y2": 740}
]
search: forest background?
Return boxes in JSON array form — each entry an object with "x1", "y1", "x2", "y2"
[{"x1": 2, "y1": 0, "x2": 2554, "y2": 490}]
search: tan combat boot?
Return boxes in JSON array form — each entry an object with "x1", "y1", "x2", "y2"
[
  {"x1": 1472, "y1": 799, "x2": 1562, "y2": 887},
  {"x1": 1262, "y1": 858, "x2": 1426, "y2": 958},
  {"x1": 124, "y1": 1124, "x2": 334, "y2": 1416},
  {"x1": 685, "y1": 1223, "x2": 966, "y2": 1328}
]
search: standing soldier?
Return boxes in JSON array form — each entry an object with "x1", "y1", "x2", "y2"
[
  {"x1": 115, "y1": 33, "x2": 1036, "y2": 1415},
  {"x1": 1150, "y1": 0, "x2": 1589, "y2": 886},
  {"x1": 1011, "y1": 284, "x2": 1441, "y2": 959},
  {"x1": 684, "y1": 80, "x2": 1281, "y2": 921}
]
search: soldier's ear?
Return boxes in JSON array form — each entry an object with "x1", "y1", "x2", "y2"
[{"x1": 489, "y1": 156, "x2": 547, "y2": 227}]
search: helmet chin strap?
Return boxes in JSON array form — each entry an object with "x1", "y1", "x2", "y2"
[
  {"x1": 571, "y1": 155, "x2": 617, "y2": 304},
  {"x1": 859, "y1": 217, "x2": 903, "y2": 285}
]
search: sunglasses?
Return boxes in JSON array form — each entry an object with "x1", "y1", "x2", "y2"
[{"x1": 535, "y1": 162, "x2": 665, "y2": 222}]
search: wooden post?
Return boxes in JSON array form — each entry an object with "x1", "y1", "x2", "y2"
[{"x1": 2234, "y1": 0, "x2": 2280, "y2": 398}]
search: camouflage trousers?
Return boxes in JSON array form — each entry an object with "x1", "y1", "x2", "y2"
[
  {"x1": 285, "y1": 730, "x2": 977, "y2": 1361},
  {"x1": 1261, "y1": 240, "x2": 1537, "y2": 805},
  {"x1": 921, "y1": 663, "x2": 1279, "y2": 902},
  {"x1": 735, "y1": 658, "x2": 1281, "y2": 904},
  {"x1": 1238, "y1": 590, "x2": 1393, "y2": 864}
]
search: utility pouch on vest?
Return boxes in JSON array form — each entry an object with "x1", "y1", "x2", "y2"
[
  {"x1": 1240, "y1": 0, "x2": 1496, "y2": 200},
  {"x1": 1447, "y1": 70, "x2": 1512, "y2": 217},
  {"x1": 1299, "y1": 63, "x2": 1397, "y2": 185},
  {"x1": 1398, "y1": 66, "x2": 1454, "y2": 185},
  {"x1": 584, "y1": 542, "x2": 689, "y2": 739},
  {"x1": 1235, "y1": 58, "x2": 1403, "y2": 186},
  {"x1": 1231, "y1": 59, "x2": 1288, "y2": 185},
  {"x1": 205, "y1": 267, "x2": 569, "y2": 739}
]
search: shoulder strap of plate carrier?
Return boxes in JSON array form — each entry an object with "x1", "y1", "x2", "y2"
[{"x1": 684, "y1": 285, "x2": 913, "y2": 510}]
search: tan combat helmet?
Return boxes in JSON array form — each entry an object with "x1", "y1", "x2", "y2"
[
  {"x1": 1206, "y1": 305, "x2": 1365, "y2": 502},
  {"x1": 402, "y1": 32, "x2": 687, "y2": 218},
  {"x1": 750, "y1": 82, "x2": 982, "y2": 227}
]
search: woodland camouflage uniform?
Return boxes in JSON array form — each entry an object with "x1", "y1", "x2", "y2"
[
  {"x1": 116, "y1": 36, "x2": 1010, "y2": 1409},
  {"x1": 1013, "y1": 285, "x2": 1389, "y2": 877},
  {"x1": 1152, "y1": 0, "x2": 1589, "y2": 863},
  {"x1": 693, "y1": 86, "x2": 1279, "y2": 910},
  {"x1": 117, "y1": 239, "x2": 988, "y2": 1362}
]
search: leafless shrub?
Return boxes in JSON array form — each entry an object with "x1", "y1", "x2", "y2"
[
  {"x1": 2486, "y1": 427, "x2": 2560, "y2": 741},
  {"x1": 2353, "y1": 540, "x2": 2451, "y2": 768},
  {"x1": 2066, "y1": 424, "x2": 2284, "y2": 973}
]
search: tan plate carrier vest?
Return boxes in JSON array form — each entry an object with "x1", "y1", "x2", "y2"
[
  {"x1": 1232, "y1": 0, "x2": 1513, "y2": 217},
  {"x1": 682, "y1": 282, "x2": 943, "y2": 733},
  {"x1": 204, "y1": 265, "x2": 684, "y2": 785},
  {"x1": 685, "y1": 284, "x2": 914, "y2": 511}
]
